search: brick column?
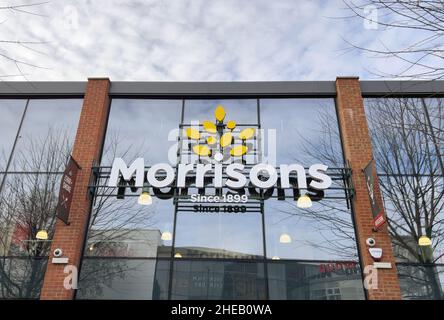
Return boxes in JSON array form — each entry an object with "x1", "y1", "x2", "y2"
[
  {"x1": 40, "y1": 78, "x2": 110, "y2": 300},
  {"x1": 336, "y1": 77, "x2": 401, "y2": 300}
]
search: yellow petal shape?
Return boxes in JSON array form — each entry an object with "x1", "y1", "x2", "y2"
[
  {"x1": 220, "y1": 132, "x2": 233, "y2": 148},
  {"x1": 230, "y1": 145, "x2": 248, "y2": 156},
  {"x1": 215, "y1": 105, "x2": 226, "y2": 122},
  {"x1": 207, "y1": 136, "x2": 217, "y2": 145},
  {"x1": 203, "y1": 120, "x2": 217, "y2": 133},
  {"x1": 186, "y1": 128, "x2": 200, "y2": 140},
  {"x1": 227, "y1": 120, "x2": 236, "y2": 130},
  {"x1": 239, "y1": 128, "x2": 255, "y2": 140},
  {"x1": 193, "y1": 145, "x2": 211, "y2": 156}
]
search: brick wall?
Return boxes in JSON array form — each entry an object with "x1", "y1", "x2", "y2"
[
  {"x1": 40, "y1": 78, "x2": 110, "y2": 300},
  {"x1": 335, "y1": 77, "x2": 401, "y2": 300}
]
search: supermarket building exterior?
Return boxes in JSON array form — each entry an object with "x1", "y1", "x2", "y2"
[{"x1": 0, "y1": 78, "x2": 443, "y2": 300}]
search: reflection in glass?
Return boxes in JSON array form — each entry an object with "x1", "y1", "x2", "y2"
[
  {"x1": 184, "y1": 100, "x2": 257, "y2": 125},
  {"x1": 365, "y1": 97, "x2": 444, "y2": 300},
  {"x1": 174, "y1": 212, "x2": 264, "y2": 259},
  {"x1": 85, "y1": 193, "x2": 174, "y2": 258},
  {"x1": 0, "y1": 110, "x2": 74, "y2": 258},
  {"x1": 365, "y1": 98, "x2": 444, "y2": 263},
  {"x1": 181, "y1": 100, "x2": 259, "y2": 165},
  {"x1": 101, "y1": 99, "x2": 182, "y2": 166},
  {"x1": 265, "y1": 197, "x2": 357, "y2": 260},
  {"x1": 85, "y1": 99, "x2": 181, "y2": 258},
  {"x1": 397, "y1": 263, "x2": 444, "y2": 300},
  {"x1": 171, "y1": 259, "x2": 266, "y2": 300},
  {"x1": 0, "y1": 99, "x2": 82, "y2": 299},
  {"x1": 0, "y1": 257, "x2": 47, "y2": 299},
  {"x1": 77, "y1": 258, "x2": 169, "y2": 300},
  {"x1": 175, "y1": 100, "x2": 263, "y2": 259},
  {"x1": 260, "y1": 99, "x2": 342, "y2": 166},
  {"x1": 268, "y1": 260, "x2": 365, "y2": 300},
  {"x1": 9, "y1": 99, "x2": 82, "y2": 171},
  {"x1": 261, "y1": 99, "x2": 357, "y2": 260},
  {"x1": 0, "y1": 174, "x2": 61, "y2": 257},
  {"x1": 80, "y1": 98, "x2": 366, "y2": 300},
  {"x1": 0, "y1": 100, "x2": 26, "y2": 172}
]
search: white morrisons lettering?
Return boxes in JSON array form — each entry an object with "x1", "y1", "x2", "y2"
[{"x1": 108, "y1": 158, "x2": 332, "y2": 190}]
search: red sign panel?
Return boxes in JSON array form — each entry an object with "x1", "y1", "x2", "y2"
[
  {"x1": 56, "y1": 156, "x2": 80, "y2": 225},
  {"x1": 363, "y1": 159, "x2": 386, "y2": 230}
]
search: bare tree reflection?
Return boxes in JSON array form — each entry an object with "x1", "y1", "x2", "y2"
[
  {"x1": 282, "y1": 98, "x2": 444, "y2": 299},
  {"x1": 0, "y1": 128, "x2": 71, "y2": 298},
  {"x1": 0, "y1": 129, "x2": 162, "y2": 298}
]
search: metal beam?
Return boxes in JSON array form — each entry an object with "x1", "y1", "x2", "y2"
[
  {"x1": 360, "y1": 80, "x2": 444, "y2": 97},
  {"x1": 0, "y1": 81, "x2": 86, "y2": 97},
  {"x1": 109, "y1": 81, "x2": 337, "y2": 97},
  {"x1": 0, "y1": 80, "x2": 443, "y2": 98}
]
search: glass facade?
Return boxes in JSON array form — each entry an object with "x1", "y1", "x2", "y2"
[
  {"x1": 365, "y1": 97, "x2": 444, "y2": 300},
  {"x1": 77, "y1": 98, "x2": 365, "y2": 300},
  {"x1": 1, "y1": 82, "x2": 442, "y2": 301},
  {"x1": 0, "y1": 99, "x2": 83, "y2": 299}
]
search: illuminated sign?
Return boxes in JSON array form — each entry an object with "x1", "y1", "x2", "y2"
[
  {"x1": 106, "y1": 105, "x2": 335, "y2": 207},
  {"x1": 108, "y1": 159, "x2": 332, "y2": 191}
]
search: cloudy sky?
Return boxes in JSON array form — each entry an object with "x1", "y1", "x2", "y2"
[{"x1": 0, "y1": 0, "x2": 428, "y2": 81}]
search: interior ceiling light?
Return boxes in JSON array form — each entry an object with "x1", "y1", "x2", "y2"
[
  {"x1": 138, "y1": 190, "x2": 152, "y2": 206},
  {"x1": 161, "y1": 231, "x2": 172, "y2": 241},
  {"x1": 279, "y1": 233, "x2": 292, "y2": 244},
  {"x1": 297, "y1": 194, "x2": 312, "y2": 209},
  {"x1": 418, "y1": 235, "x2": 432, "y2": 247},
  {"x1": 36, "y1": 230, "x2": 48, "y2": 240}
]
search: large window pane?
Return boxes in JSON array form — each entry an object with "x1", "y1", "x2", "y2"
[
  {"x1": 397, "y1": 263, "x2": 444, "y2": 300},
  {"x1": 184, "y1": 99, "x2": 257, "y2": 125},
  {"x1": 365, "y1": 97, "x2": 444, "y2": 262},
  {"x1": 181, "y1": 99, "x2": 259, "y2": 165},
  {"x1": 9, "y1": 99, "x2": 82, "y2": 172},
  {"x1": 101, "y1": 99, "x2": 182, "y2": 166},
  {"x1": 261, "y1": 99, "x2": 357, "y2": 260},
  {"x1": 264, "y1": 198, "x2": 357, "y2": 260},
  {"x1": 84, "y1": 99, "x2": 181, "y2": 259},
  {"x1": 174, "y1": 212, "x2": 264, "y2": 259},
  {"x1": 268, "y1": 260, "x2": 365, "y2": 300},
  {"x1": 0, "y1": 99, "x2": 82, "y2": 299},
  {"x1": 85, "y1": 194, "x2": 174, "y2": 258},
  {"x1": 171, "y1": 259, "x2": 266, "y2": 300},
  {"x1": 0, "y1": 257, "x2": 47, "y2": 299},
  {"x1": 174, "y1": 99, "x2": 263, "y2": 259},
  {"x1": 77, "y1": 258, "x2": 169, "y2": 300},
  {"x1": 0, "y1": 100, "x2": 26, "y2": 172},
  {"x1": 365, "y1": 97, "x2": 444, "y2": 300},
  {"x1": 0, "y1": 174, "x2": 61, "y2": 257},
  {"x1": 260, "y1": 99, "x2": 343, "y2": 166}
]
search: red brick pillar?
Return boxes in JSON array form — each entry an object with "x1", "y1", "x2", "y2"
[
  {"x1": 40, "y1": 78, "x2": 110, "y2": 300},
  {"x1": 336, "y1": 77, "x2": 401, "y2": 300}
]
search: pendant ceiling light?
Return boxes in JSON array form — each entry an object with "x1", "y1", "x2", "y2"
[
  {"x1": 138, "y1": 185, "x2": 152, "y2": 206},
  {"x1": 279, "y1": 233, "x2": 292, "y2": 244},
  {"x1": 36, "y1": 230, "x2": 48, "y2": 240},
  {"x1": 297, "y1": 194, "x2": 312, "y2": 209},
  {"x1": 418, "y1": 235, "x2": 432, "y2": 247},
  {"x1": 161, "y1": 231, "x2": 172, "y2": 241}
]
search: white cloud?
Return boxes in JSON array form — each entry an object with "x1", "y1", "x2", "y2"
[{"x1": 0, "y1": 0, "x2": 428, "y2": 81}]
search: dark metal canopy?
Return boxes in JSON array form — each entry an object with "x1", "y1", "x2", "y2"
[{"x1": 0, "y1": 79, "x2": 443, "y2": 98}]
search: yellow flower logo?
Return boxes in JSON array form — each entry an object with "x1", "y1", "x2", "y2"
[{"x1": 185, "y1": 105, "x2": 256, "y2": 162}]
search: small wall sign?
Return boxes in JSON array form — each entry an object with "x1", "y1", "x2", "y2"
[
  {"x1": 363, "y1": 159, "x2": 386, "y2": 230},
  {"x1": 56, "y1": 156, "x2": 80, "y2": 225}
]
